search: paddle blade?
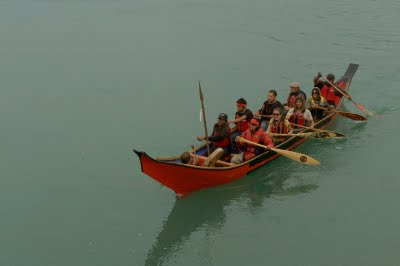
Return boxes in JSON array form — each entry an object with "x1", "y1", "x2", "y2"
[
  {"x1": 271, "y1": 148, "x2": 320, "y2": 165},
  {"x1": 311, "y1": 131, "x2": 345, "y2": 139},
  {"x1": 354, "y1": 102, "x2": 374, "y2": 117},
  {"x1": 337, "y1": 111, "x2": 368, "y2": 121}
]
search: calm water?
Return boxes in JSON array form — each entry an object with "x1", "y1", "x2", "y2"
[{"x1": 1, "y1": 0, "x2": 400, "y2": 265}]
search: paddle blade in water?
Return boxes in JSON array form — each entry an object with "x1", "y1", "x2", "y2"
[
  {"x1": 311, "y1": 131, "x2": 345, "y2": 139},
  {"x1": 337, "y1": 111, "x2": 368, "y2": 121}
]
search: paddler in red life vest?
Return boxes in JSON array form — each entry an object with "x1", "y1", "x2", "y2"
[
  {"x1": 313, "y1": 72, "x2": 352, "y2": 106},
  {"x1": 266, "y1": 107, "x2": 293, "y2": 144},
  {"x1": 197, "y1": 113, "x2": 231, "y2": 158},
  {"x1": 255, "y1": 89, "x2": 284, "y2": 130},
  {"x1": 228, "y1": 98, "x2": 253, "y2": 153},
  {"x1": 285, "y1": 95, "x2": 315, "y2": 130},
  {"x1": 230, "y1": 118, "x2": 274, "y2": 164},
  {"x1": 284, "y1": 82, "x2": 307, "y2": 111},
  {"x1": 305, "y1": 87, "x2": 334, "y2": 121}
]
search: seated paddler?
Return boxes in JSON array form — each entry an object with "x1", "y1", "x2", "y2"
[
  {"x1": 197, "y1": 113, "x2": 231, "y2": 158},
  {"x1": 305, "y1": 87, "x2": 334, "y2": 121},
  {"x1": 230, "y1": 118, "x2": 274, "y2": 164},
  {"x1": 255, "y1": 89, "x2": 284, "y2": 130},
  {"x1": 313, "y1": 72, "x2": 351, "y2": 106},
  {"x1": 266, "y1": 107, "x2": 293, "y2": 144},
  {"x1": 228, "y1": 98, "x2": 253, "y2": 153},
  {"x1": 285, "y1": 95, "x2": 314, "y2": 131}
]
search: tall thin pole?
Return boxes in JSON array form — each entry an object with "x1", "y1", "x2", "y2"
[{"x1": 198, "y1": 81, "x2": 210, "y2": 156}]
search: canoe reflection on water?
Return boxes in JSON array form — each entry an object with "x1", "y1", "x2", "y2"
[{"x1": 143, "y1": 165, "x2": 318, "y2": 266}]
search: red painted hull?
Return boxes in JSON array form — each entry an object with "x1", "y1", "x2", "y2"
[{"x1": 134, "y1": 64, "x2": 359, "y2": 198}]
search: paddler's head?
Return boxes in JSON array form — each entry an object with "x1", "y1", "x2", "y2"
[
  {"x1": 217, "y1": 113, "x2": 228, "y2": 126},
  {"x1": 290, "y1": 81, "x2": 300, "y2": 93},
  {"x1": 180, "y1": 152, "x2": 191, "y2": 164},
  {"x1": 236, "y1": 98, "x2": 247, "y2": 112},
  {"x1": 272, "y1": 107, "x2": 284, "y2": 121},
  {"x1": 249, "y1": 118, "x2": 261, "y2": 132},
  {"x1": 294, "y1": 95, "x2": 306, "y2": 111},
  {"x1": 326, "y1": 73, "x2": 335, "y2": 83},
  {"x1": 312, "y1": 87, "x2": 321, "y2": 101},
  {"x1": 267, "y1": 89, "x2": 277, "y2": 103}
]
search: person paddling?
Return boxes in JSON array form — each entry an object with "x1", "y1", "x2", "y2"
[
  {"x1": 228, "y1": 98, "x2": 253, "y2": 153},
  {"x1": 284, "y1": 82, "x2": 307, "y2": 111},
  {"x1": 231, "y1": 118, "x2": 274, "y2": 164},
  {"x1": 255, "y1": 89, "x2": 284, "y2": 130},
  {"x1": 266, "y1": 107, "x2": 293, "y2": 144},
  {"x1": 305, "y1": 87, "x2": 334, "y2": 121},
  {"x1": 313, "y1": 72, "x2": 351, "y2": 106},
  {"x1": 197, "y1": 113, "x2": 231, "y2": 158},
  {"x1": 285, "y1": 96, "x2": 314, "y2": 131}
]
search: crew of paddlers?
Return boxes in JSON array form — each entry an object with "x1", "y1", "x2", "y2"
[{"x1": 181, "y1": 73, "x2": 349, "y2": 166}]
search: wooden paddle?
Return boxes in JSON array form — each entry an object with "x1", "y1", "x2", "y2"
[
  {"x1": 196, "y1": 155, "x2": 234, "y2": 167},
  {"x1": 269, "y1": 132, "x2": 341, "y2": 139},
  {"x1": 290, "y1": 123, "x2": 345, "y2": 138},
  {"x1": 198, "y1": 81, "x2": 210, "y2": 156},
  {"x1": 237, "y1": 137, "x2": 320, "y2": 165},
  {"x1": 255, "y1": 114, "x2": 272, "y2": 118},
  {"x1": 312, "y1": 105, "x2": 367, "y2": 121},
  {"x1": 322, "y1": 76, "x2": 374, "y2": 117}
]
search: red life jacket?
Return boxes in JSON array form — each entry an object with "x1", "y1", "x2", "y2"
[
  {"x1": 270, "y1": 120, "x2": 289, "y2": 134},
  {"x1": 289, "y1": 111, "x2": 306, "y2": 126},
  {"x1": 242, "y1": 128, "x2": 264, "y2": 153},
  {"x1": 212, "y1": 127, "x2": 231, "y2": 147},
  {"x1": 235, "y1": 113, "x2": 250, "y2": 132},
  {"x1": 242, "y1": 128, "x2": 273, "y2": 161},
  {"x1": 320, "y1": 84, "x2": 337, "y2": 103}
]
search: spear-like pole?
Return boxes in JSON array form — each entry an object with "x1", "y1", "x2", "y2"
[{"x1": 198, "y1": 81, "x2": 210, "y2": 156}]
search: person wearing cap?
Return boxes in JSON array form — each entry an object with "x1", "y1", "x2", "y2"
[
  {"x1": 228, "y1": 98, "x2": 253, "y2": 153},
  {"x1": 255, "y1": 89, "x2": 284, "y2": 130},
  {"x1": 231, "y1": 118, "x2": 274, "y2": 164},
  {"x1": 305, "y1": 87, "x2": 334, "y2": 121},
  {"x1": 197, "y1": 113, "x2": 231, "y2": 158},
  {"x1": 285, "y1": 95, "x2": 314, "y2": 130},
  {"x1": 284, "y1": 81, "x2": 307, "y2": 111},
  {"x1": 313, "y1": 72, "x2": 352, "y2": 106}
]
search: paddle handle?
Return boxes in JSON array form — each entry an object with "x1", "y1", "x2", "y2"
[{"x1": 238, "y1": 137, "x2": 269, "y2": 150}]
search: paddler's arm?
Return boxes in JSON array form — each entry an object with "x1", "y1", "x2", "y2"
[
  {"x1": 305, "y1": 97, "x2": 312, "y2": 109},
  {"x1": 262, "y1": 133, "x2": 275, "y2": 150},
  {"x1": 228, "y1": 114, "x2": 247, "y2": 124},
  {"x1": 313, "y1": 72, "x2": 322, "y2": 85}
]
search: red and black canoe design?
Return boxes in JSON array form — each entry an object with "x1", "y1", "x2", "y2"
[{"x1": 133, "y1": 63, "x2": 359, "y2": 198}]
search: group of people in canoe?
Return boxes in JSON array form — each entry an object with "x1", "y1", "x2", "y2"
[{"x1": 181, "y1": 73, "x2": 350, "y2": 166}]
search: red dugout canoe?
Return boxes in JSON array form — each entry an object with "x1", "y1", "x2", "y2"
[{"x1": 134, "y1": 63, "x2": 360, "y2": 198}]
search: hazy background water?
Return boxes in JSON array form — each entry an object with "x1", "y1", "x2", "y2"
[{"x1": 1, "y1": 0, "x2": 400, "y2": 265}]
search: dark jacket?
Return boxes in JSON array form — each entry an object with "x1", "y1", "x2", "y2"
[
  {"x1": 208, "y1": 123, "x2": 231, "y2": 142},
  {"x1": 258, "y1": 100, "x2": 284, "y2": 120}
]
